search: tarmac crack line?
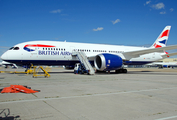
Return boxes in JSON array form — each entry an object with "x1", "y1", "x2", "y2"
[
  {"x1": 0, "y1": 87, "x2": 177, "y2": 104},
  {"x1": 42, "y1": 100, "x2": 70, "y2": 119},
  {"x1": 155, "y1": 115, "x2": 177, "y2": 120}
]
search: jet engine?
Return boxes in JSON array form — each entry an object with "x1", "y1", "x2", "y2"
[{"x1": 94, "y1": 53, "x2": 123, "y2": 71}]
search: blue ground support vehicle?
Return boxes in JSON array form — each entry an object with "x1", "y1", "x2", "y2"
[{"x1": 74, "y1": 63, "x2": 89, "y2": 74}]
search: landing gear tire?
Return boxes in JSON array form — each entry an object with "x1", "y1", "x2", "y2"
[
  {"x1": 115, "y1": 70, "x2": 120, "y2": 73},
  {"x1": 81, "y1": 70, "x2": 84, "y2": 74},
  {"x1": 115, "y1": 69, "x2": 127, "y2": 73},
  {"x1": 123, "y1": 69, "x2": 127, "y2": 73}
]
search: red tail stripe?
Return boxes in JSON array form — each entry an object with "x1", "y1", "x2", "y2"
[
  {"x1": 24, "y1": 44, "x2": 55, "y2": 48},
  {"x1": 153, "y1": 43, "x2": 162, "y2": 48},
  {"x1": 159, "y1": 30, "x2": 169, "y2": 38}
]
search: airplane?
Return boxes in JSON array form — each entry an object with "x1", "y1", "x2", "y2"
[
  {"x1": 1, "y1": 26, "x2": 177, "y2": 74},
  {"x1": 0, "y1": 61, "x2": 18, "y2": 68},
  {"x1": 146, "y1": 61, "x2": 177, "y2": 68},
  {"x1": 0, "y1": 61, "x2": 4, "y2": 67}
]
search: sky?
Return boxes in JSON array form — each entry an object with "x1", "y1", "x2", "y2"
[{"x1": 0, "y1": 0, "x2": 177, "y2": 59}]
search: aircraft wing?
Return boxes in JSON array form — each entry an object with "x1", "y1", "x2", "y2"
[{"x1": 122, "y1": 45, "x2": 177, "y2": 60}]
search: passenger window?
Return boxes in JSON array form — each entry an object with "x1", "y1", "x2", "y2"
[{"x1": 48, "y1": 48, "x2": 50, "y2": 50}]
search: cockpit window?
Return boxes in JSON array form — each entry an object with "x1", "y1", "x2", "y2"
[
  {"x1": 9, "y1": 47, "x2": 14, "y2": 50},
  {"x1": 13, "y1": 47, "x2": 19, "y2": 50}
]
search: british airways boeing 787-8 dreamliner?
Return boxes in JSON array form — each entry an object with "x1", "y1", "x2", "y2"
[{"x1": 1, "y1": 26, "x2": 177, "y2": 73}]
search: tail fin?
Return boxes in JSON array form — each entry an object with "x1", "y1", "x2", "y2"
[{"x1": 151, "y1": 26, "x2": 171, "y2": 48}]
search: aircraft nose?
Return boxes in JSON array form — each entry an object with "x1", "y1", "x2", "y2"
[{"x1": 1, "y1": 52, "x2": 8, "y2": 60}]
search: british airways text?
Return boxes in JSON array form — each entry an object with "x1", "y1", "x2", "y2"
[{"x1": 38, "y1": 50, "x2": 71, "y2": 55}]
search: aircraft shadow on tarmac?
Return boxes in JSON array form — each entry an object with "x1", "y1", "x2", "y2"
[
  {"x1": 49, "y1": 71, "x2": 74, "y2": 74},
  {"x1": 0, "y1": 108, "x2": 20, "y2": 120},
  {"x1": 125, "y1": 71, "x2": 177, "y2": 75},
  {"x1": 36, "y1": 70, "x2": 177, "y2": 76},
  {"x1": 3, "y1": 69, "x2": 177, "y2": 76},
  {"x1": 93, "y1": 70, "x2": 177, "y2": 76}
]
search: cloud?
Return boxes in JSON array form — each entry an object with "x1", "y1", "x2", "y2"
[
  {"x1": 144, "y1": 0, "x2": 151, "y2": 6},
  {"x1": 93, "y1": 27, "x2": 104, "y2": 31},
  {"x1": 50, "y1": 9, "x2": 62, "y2": 13},
  {"x1": 151, "y1": 3, "x2": 165, "y2": 10},
  {"x1": 170, "y1": 8, "x2": 174, "y2": 12},
  {"x1": 160, "y1": 11, "x2": 166, "y2": 14},
  {"x1": 111, "y1": 19, "x2": 121, "y2": 25},
  {"x1": 61, "y1": 14, "x2": 68, "y2": 16}
]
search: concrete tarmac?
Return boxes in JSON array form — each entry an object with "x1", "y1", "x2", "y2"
[{"x1": 0, "y1": 67, "x2": 177, "y2": 120}]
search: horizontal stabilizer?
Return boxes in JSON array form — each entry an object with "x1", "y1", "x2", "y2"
[
  {"x1": 122, "y1": 45, "x2": 177, "y2": 60},
  {"x1": 162, "y1": 52, "x2": 177, "y2": 58}
]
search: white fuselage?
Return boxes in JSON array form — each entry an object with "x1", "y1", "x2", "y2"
[{"x1": 1, "y1": 41, "x2": 164, "y2": 66}]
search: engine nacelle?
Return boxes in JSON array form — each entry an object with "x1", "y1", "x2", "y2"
[
  {"x1": 163, "y1": 65, "x2": 168, "y2": 68},
  {"x1": 94, "y1": 53, "x2": 123, "y2": 71}
]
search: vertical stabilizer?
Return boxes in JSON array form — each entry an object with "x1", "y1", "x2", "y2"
[{"x1": 151, "y1": 26, "x2": 171, "y2": 48}]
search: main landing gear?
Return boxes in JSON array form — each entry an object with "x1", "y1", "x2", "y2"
[{"x1": 115, "y1": 68, "x2": 127, "y2": 73}]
